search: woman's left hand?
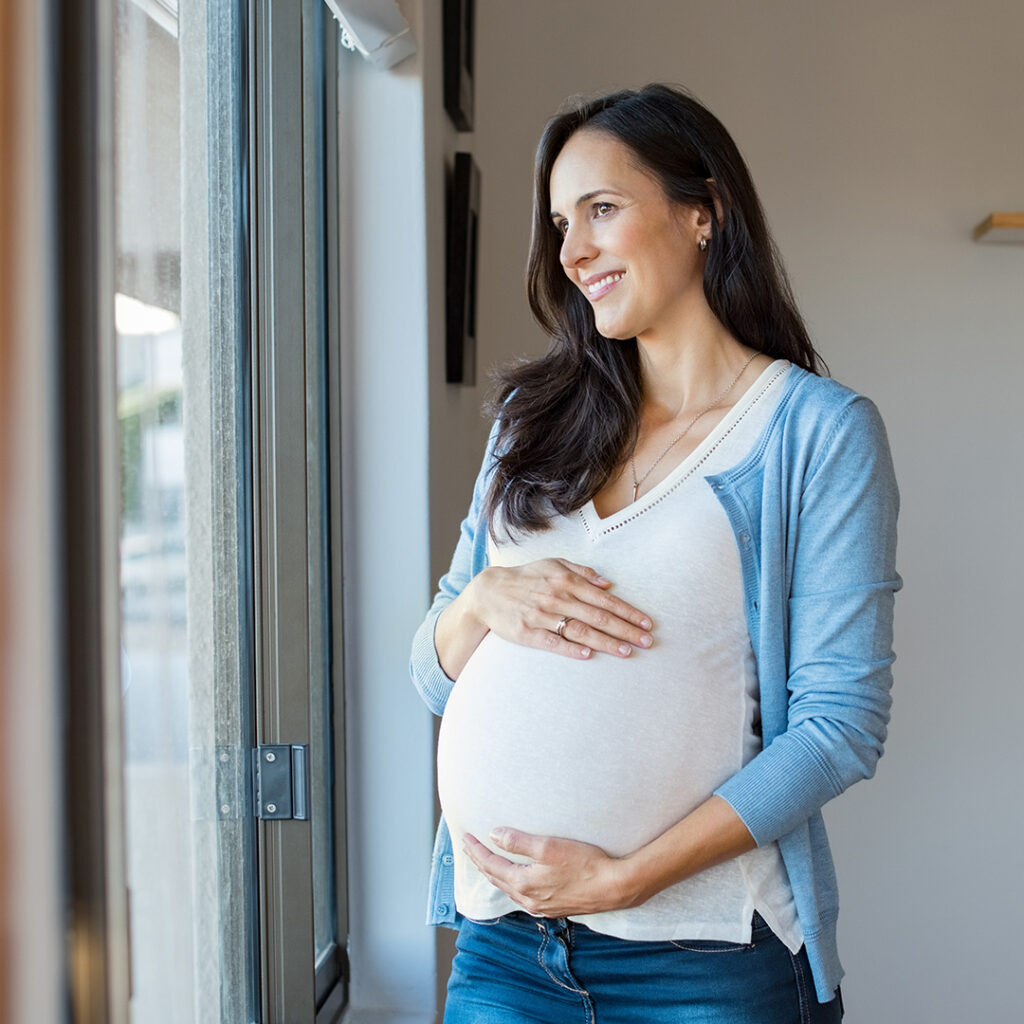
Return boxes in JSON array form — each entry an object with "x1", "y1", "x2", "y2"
[
  {"x1": 462, "y1": 828, "x2": 638, "y2": 918},
  {"x1": 462, "y1": 798, "x2": 757, "y2": 919}
]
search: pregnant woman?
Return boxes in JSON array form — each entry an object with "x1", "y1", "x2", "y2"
[{"x1": 410, "y1": 84, "x2": 899, "y2": 1023}]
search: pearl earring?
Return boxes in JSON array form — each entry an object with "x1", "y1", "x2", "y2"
[{"x1": 698, "y1": 237, "x2": 708, "y2": 252}]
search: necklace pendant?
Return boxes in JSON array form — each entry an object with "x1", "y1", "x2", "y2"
[{"x1": 628, "y1": 351, "x2": 759, "y2": 509}]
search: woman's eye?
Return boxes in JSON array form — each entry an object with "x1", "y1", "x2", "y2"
[
  {"x1": 595, "y1": 202, "x2": 614, "y2": 217},
  {"x1": 557, "y1": 220, "x2": 569, "y2": 237}
]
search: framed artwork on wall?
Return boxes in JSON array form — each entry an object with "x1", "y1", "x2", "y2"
[
  {"x1": 443, "y1": 0, "x2": 474, "y2": 131},
  {"x1": 446, "y1": 152, "x2": 480, "y2": 384}
]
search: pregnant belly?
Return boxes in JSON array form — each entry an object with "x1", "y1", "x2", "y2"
[{"x1": 437, "y1": 632, "x2": 736, "y2": 860}]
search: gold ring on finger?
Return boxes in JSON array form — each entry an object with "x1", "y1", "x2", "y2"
[{"x1": 555, "y1": 615, "x2": 573, "y2": 638}]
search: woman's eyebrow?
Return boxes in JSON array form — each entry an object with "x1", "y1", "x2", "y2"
[{"x1": 550, "y1": 189, "x2": 626, "y2": 220}]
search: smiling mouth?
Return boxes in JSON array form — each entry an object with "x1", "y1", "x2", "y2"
[{"x1": 586, "y1": 271, "x2": 626, "y2": 297}]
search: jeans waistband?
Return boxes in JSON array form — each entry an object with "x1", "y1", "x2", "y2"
[{"x1": 505, "y1": 909, "x2": 771, "y2": 936}]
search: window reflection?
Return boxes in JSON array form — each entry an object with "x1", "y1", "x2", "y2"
[
  {"x1": 115, "y1": 1, "x2": 255, "y2": 1019},
  {"x1": 118, "y1": 292, "x2": 186, "y2": 760}
]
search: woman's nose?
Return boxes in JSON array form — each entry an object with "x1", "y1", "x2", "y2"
[{"x1": 559, "y1": 223, "x2": 597, "y2": 269}]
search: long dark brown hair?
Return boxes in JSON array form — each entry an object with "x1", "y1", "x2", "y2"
[{"x1": 485, "y1": 84, "x2": 825, "y2": 535}]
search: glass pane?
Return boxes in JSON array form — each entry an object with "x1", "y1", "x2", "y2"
[
  {"x1": 114, "y1": 1, "x2": 256, "y2": 1020},
  {"x1": 309, "y1": 9, "x2": 339, "y2": 971},
  {"x1": 310, "y1": 323, "x2": 337, "y2": 966}
]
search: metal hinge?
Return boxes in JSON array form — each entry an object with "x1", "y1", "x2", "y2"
[{"x1": 252, "y1": 744, "x2": 310, "y2": 820}]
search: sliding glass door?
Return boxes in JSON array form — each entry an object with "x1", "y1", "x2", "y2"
[
  {"x1": 108, "y1": 1, "x2": 346, "y2": 1019},
  {"x1": 115, "y1": 0, "x2": 258, "y2": 1018}
]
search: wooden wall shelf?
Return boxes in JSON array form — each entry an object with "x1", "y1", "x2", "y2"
[{"x1": 973, "y1": 212, "x2": 1024, "y2": 243}]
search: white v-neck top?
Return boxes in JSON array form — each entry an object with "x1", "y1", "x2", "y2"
[{"x1": 437, "y1": 360, "x2": 802, "y2": 950}]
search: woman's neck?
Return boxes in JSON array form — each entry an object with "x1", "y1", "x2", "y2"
[{"x1": 636, "y1": 313, "x2": 754, "y2": 422}]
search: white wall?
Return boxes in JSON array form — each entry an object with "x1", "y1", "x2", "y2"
[
  {"x1": 338, "y1": 2, "x2": 438, "y2": 1018},
  {"x1": 417, "y1": 1, "x2": 1024, "y2": 1020}
]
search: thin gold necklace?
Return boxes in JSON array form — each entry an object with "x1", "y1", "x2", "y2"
[{"x1": 629, "y1": 352, "x2": 759, "y2": 503}]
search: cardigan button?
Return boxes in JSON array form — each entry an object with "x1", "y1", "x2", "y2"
[
  {"x1": 437, "y1": 903, "x2": 450, "y2": 916},
  {"x1": 442, "y1": 854, "x2": 454, "y2": 865},
  {"x1": 740, "y1": 533, "x2": 750, "y2": 544}
]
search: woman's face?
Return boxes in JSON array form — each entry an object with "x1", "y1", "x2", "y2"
[{"x1": 548, "y1": 130, "x2": 709, "y2": 342}]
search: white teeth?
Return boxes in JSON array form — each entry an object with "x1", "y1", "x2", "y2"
[{"x1": 587, "y1": 271, "x2": 626, "y2": 294}]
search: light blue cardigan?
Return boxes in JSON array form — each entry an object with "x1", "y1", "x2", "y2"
[{"x1": 410, "y1": 366, "x2": 900, "y2": 1003}]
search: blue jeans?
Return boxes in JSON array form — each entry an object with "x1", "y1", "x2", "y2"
[{"x1": 444, "y1": 912, "x2": 843, "y2": 1024}]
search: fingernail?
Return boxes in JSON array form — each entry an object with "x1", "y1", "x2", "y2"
[
  {"x1": 579, "y1": 646, "x2": 592, "y2": 658},
  {"x1": 618, "y1": 643, "x2": 632, "y2": 656},
  {"x1": 594, "y1": 575, "x2": 610, "y2": 585},
  {"x1": 638, "y1": 634, "x2": 652, "y2": 648},
  {"x1": 640, "y1": 617, "x2": 652, "y2": 630},
  {"x1": 489, "y1": 828, "x2": 507, "y2": 844}
]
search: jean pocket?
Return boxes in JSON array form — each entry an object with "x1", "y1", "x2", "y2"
[
  {"x1": 461, "y1": 914, "x2": 504, "y2": 927},
  {"x1": 668, "y1": 938, "x2": 754, "y2": 953}
]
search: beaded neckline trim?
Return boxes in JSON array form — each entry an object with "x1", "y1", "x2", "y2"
[{"x1": 579, "y1": 363, "x2": 789, "y2": 539}]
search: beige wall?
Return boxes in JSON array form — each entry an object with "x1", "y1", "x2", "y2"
[
  {"x1": 1, "y1": 3, "x2": 65, "y2": 1023},
  {"x1": 424, "y1": 2, "x2": 1024, "y2": 1019},
  {"x1": 0, "y1": 0, "x2": 13, "y2": 1010}
]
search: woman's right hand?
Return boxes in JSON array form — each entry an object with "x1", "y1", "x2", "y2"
[{"x1": 434, "y1": 558, "x2": 654, "y2": 680}]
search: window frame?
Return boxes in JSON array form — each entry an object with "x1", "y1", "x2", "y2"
[
  {"x1": 58, "y1": 0, "x2": 349, "y2": 1019},
  {"x1": 56, "y1": 0, "x2": 132, "y2": 1020},
  {"x1": 249, "y1": 0, "x2": 348, "y2": 1017}
]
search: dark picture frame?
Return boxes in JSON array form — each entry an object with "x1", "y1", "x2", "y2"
[
  {"x1": 443, "y1": 0, "x2": 474, "y2": 131},
  {"x1": 446, "y1": 152, "x2": 480, "y2": 384}
]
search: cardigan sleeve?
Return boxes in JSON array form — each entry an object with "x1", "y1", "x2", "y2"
[
  {"x1": 715, "y1": 396, "x2": 901, "y2": 845},
  {"x1": 409, "y1": 423, "x2": 498, "y2": 716}
]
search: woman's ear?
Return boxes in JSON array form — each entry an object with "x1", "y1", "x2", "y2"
[
  {"x1": 680, "y1": 201, "x2": 714, "y2": 242},
  {"x1": 682, "y1": 182, "x2": 723, "y2": 241},
  {"x1": 706, "y1": 178, "x2": 725, "y2": 228}
]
